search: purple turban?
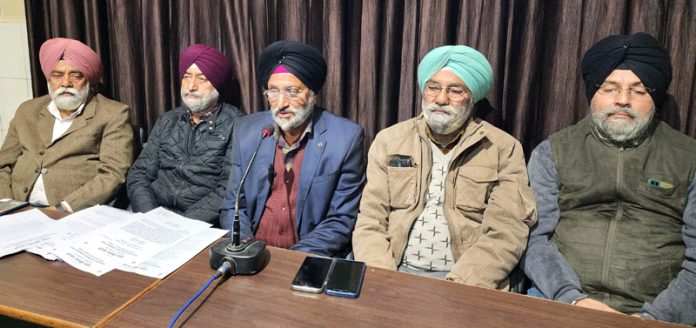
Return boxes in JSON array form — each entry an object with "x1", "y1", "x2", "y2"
[
  {"x1": 179, "y1": 45, "x2": 232, "y2": 91},
  {"x1": 39, "y1": 38, "x2": 102, "y2": 85}
]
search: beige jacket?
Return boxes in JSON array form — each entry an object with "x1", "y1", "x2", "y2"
[
  {"x1": 0, "y1": 94, "x2": 134, "y2": 211},
  {"x1": 353, "y1": 115, "x2": 536, "y2": 289}
]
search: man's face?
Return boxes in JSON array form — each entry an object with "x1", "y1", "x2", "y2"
[
  {"x1": 590, "y1": 69, "x2": 656, "y2": 142},
  {"x1": 421, "y1": 69, "x2": 474, "y2": 135},
  {"x1": 48, "y1": 60, "x2": 90, "y2": 111},
  {"x1": 266, "y1": 73, "x2": 314, "y2": 132},
  {"x1": 180, "y1": 64, "x2": 219, "y2": 112}
]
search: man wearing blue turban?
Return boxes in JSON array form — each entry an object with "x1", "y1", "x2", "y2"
[{"x1": 353, "y1": 45, "x2": 537, "y2": 289}]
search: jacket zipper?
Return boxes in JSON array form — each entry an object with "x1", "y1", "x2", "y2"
[
  {"x1": 173, "y1": 122, "x2": 199, "y2": 206},
  {"x1": 601, "y1": 146, "x2": 624, "y2": 300}
]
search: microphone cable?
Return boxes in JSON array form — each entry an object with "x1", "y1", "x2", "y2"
[{"x1": 167, "y1": 260, "x2": 235, "y2": 328}]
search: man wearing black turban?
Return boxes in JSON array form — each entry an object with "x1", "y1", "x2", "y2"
[
  {"x1": 220, "y1": 40, "x2": 365, "y2": 257},
  {"x1": 521, "y1": 33, "x2": 696, "y2": 325}
]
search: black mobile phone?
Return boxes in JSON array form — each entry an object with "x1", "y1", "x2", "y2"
[
  {"x1": 324, "y1": 259, "x2": 366, "y2": 298},
  {"x1": 290, "y1": 256, "x2": 334, "y2": 293}
]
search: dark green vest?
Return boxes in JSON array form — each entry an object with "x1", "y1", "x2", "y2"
[{"x1": 549, "y1": 116, "x2": 696, "y2": 313}]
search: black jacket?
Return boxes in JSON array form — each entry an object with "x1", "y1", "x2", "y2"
[{"x1": 127, "y1": 103, "x2": 244, "y2": 224}]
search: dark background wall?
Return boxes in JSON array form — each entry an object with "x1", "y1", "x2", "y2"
[{"x1": 25, "y1": 0, "x2": 696, "y2": 155}]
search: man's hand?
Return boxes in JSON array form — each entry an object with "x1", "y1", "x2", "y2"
[{"x1": 574, "y1": 298, "x2": 621, "y2": 314}]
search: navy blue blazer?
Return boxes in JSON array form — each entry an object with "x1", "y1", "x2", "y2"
[{"x1": 220, "y1": 107, "x2": 365, "y2": 257}]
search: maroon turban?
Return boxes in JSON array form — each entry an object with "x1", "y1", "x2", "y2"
[
  {"x1": 179, "y1": 45, "x2": 232, "y2": 91},
  {"x1": 39, "y1": 38, "x2": 102, "y2": 85}
]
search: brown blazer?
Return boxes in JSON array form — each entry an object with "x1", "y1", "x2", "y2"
[{"x1": 0, "y1": 93, "x2": 134, "y2": 211}]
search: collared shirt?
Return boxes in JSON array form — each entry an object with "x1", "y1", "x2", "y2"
[
  {"x1": 29, "y1": 101, "x2": 85, "y2": 206},
  {"x1": 273, "y1": 118, "x2": 313, "y2": 171},
  {"x1": 425, "y1": 125, "x2": 466, "y2": 154},
  {"x1": 186, "y1": 103, "x2": 221, "y2": 127}
]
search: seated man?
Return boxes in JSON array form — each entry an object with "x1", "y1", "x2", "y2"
[
  {"x1": 0, "y1": 38, "x2": 133, "y2": 213},
  {"x1": 353, "y1": 45, "x2": 536, "y2": 288},
  {"x1": 127, "y1": 45, "x2": 244, "y2": 224},
  {"x1": 220, "y1": 40, "x2": 365, "y2": 257},
  {"x1": 521, "y1": 33, "x2": 696, "y2": 325}
]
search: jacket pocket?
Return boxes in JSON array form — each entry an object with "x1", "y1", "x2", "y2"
[
  {"x1": 455, "y1": 166, "x2": 498, "y2": 212},
  {"x1": 636, "y1": 173, "x2": 682, "y2": 199},
  {"x1": 625, "y1": 257, "x2": 680, "y2": 297},
  {"x1": 387, "y1": 166, "x2": 417, "y2": 208}
]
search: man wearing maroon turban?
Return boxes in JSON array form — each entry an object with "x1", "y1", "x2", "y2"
[
  {"x1": 127, "y1": 44, "x2": 244, "y2": 224},
  {"x1": 522, "y1": 33, "x2": 696, "y2": 325},
  {"x1": 0, "y1": 37, "x2": 133, "y2": 213}
]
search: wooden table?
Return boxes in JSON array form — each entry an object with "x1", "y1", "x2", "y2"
[
  {"x1": 104, "y1": 246, "x2": 682, "y2": 328},
  {"x1": 0, "y1": 208, "x2": 159, "y2": 328}
]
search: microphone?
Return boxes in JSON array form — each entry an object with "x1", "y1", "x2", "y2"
[
  {"x1": 232, "y1": 124, "x2": 272, "y2": 246},
  {"x1": 209, "y1": 124, "x2": 273, "y2": 276}
]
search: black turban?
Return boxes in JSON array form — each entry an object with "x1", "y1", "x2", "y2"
[
  {"x1": 256, "y1": 40, "x2": 327, "y2": 93},
  {"x1": 581, "y1": 32, "x2": 672, "y2": 106}
]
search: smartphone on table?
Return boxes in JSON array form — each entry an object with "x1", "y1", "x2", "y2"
[
  {"x1": 291, "y1": 256, "x2": 334, "y2": 293},
  {"x1": 324, "y1": 259, "x2": 366, "y2": 298}
]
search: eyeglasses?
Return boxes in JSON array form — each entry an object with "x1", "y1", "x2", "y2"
[
  {"x1": 50, "y1": 71, "x2": 85, "y2": 83},
  {"x1": 595, "y1": 83, "x2": 655, "y2": 102},
  {"x1": 264, "y1": 87, "x2": 306, "y2": 102},
  {"x1": 424, "y1": 81, "x2": 470, "y2": 102}
]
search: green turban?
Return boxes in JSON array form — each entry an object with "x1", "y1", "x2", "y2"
[{"x1": 417, "y1": 45, "x2": 493, "y2": 103}]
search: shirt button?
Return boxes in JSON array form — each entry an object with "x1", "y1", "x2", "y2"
[
  {"x1": 41, "y1": 168, "x2": 48, "y2": 174},
  {"x1": 39, "y1": 150, "x2": 45, "y2": 155},
  {"x1": 282, "y1": 207, "x2": 286, "y2": 211}
]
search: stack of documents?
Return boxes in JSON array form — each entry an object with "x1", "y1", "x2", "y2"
[{"x1": 0, "y1": 206, "x2": 227, "y2": 278}]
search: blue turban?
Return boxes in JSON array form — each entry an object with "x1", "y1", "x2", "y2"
[{"x1": 417, "y1": 45, "x2": 493, "y2": 103}]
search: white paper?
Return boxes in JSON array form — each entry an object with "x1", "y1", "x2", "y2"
[
  {"x1": 27, "y1": 205, "x2": 133, "y2": 260},
  {"x1": 0, "y1": 209, "x2": 57, "y2": 258},
  {"x1": 51, "y1": 208, "x2": 212, "y2": 276},
  {"x1": 119, "y1": 228, "x2": 227, "y2": 278}
]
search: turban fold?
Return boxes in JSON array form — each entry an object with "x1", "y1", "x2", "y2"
[
  {"x1": 39, "y1": 38, "x2": 101, "y2": 85},
  {"x1": 179, "y1": 44, "x2": 232, "y2": 91},
  {"x1": 256, "y1": 40, "x2": 327, "y2": 93},
  {"x1": 581, "y1": 32, "x2": 672, "y2": 105},
  {"x1": 417, "y1": 45, "x2": 493, "y2": 103}
]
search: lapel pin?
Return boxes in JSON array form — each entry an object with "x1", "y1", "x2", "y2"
[{"x1": 317, "y1": 142, "x2": 324, "y2": 148}]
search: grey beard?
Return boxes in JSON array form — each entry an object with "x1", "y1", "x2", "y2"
[
  {"x1": 48, "y1": 82, "x2": 90, "y2": 110},
  {"x1": 591, "y1": 106, "x2": 654, "y2": 142},
  {"x1": 181, "y1": 89, "x2": 220, "y2": 112},
  {"x1": 272, "y1": 93, "x2": 315, "y2": 132},
  {"x1": 421, "y1": 98, "x2": 473, "y2": 135}
]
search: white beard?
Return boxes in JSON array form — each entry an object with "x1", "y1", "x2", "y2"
[
  {"x1": 48, "y1": 82, "x2": 90, "y2": 110},
  {"x1": 271, "y1": 93, "x2": 315, "y2": 132},
  {"x1": 421, "y1": 98, "x2": 474, "y2": 135},
  {"x1": 181, "y1": 89, "x2": 220, "y2": 112},
  {"x1": 591, "y1": 106, "x2": 654, "y2": 142}
]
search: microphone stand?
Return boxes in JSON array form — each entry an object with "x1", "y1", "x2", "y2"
[{"x1": 209, "y1": 126, "x2": 272, "y2": 276}]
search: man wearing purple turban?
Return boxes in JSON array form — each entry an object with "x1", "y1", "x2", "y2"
[
  {"x1": 0, "y1": 38, "x2": 134, "y2": 212},
  {"x1": 127, "y1": 45, "x2": 244, "y2": 224}
]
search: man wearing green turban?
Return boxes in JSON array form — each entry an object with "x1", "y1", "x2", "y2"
[{"x1": 353, "y1": 45, "x2": 537, "y2": 289}]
